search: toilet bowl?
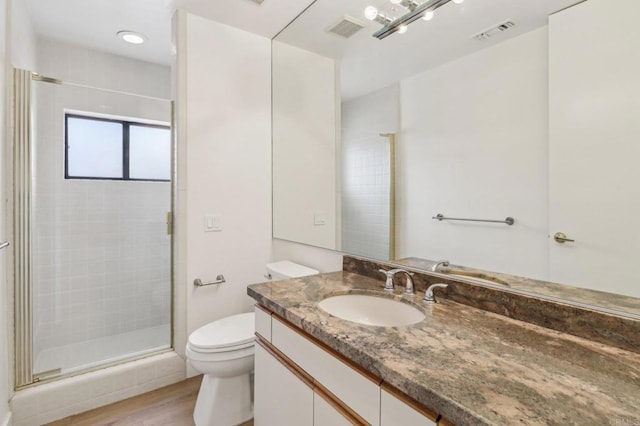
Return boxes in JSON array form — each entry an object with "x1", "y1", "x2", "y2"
[{"x1": 186, "y1": 312, "x2": 255, "y2": 426}]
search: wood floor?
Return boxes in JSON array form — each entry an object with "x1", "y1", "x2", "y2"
[{"x1": 48, "y1": 375, "x2": 254, "y2": 426}]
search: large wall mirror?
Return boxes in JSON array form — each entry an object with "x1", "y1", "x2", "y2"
[{"x1": 272, "y1": 0, "x2": 640, "y2": 317}]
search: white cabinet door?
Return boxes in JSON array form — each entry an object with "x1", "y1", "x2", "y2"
[
  {"x1": 254, "y1": 344, "x2": 313, "y2": 426},
  {"x1": 313, "y1": 391, "x2": 354, "y2": 426},
  {"x1": 380, "y1": 388, "x2": 437, "y2": 426},
  {"x1": 548, "y1": 0, "x2": 640, "y2": 297},
  {"x1": 271, "y1": 317, "x2": 381, "y2": 425}
]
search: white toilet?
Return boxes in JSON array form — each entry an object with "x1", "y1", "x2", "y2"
[{"x1": 186, "y1": 261, "x2": 318, "y2": 426}]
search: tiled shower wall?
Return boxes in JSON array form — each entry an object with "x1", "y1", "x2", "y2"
[
  {"x1": 341, "y1": 85, "x2": 399, "y2": 260},
  {"x1": 31, "y1": 42, "x2": 172, "y2": 357}
]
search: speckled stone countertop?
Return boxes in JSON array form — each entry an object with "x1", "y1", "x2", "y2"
[{"x1": 248, "y1": 271, "x2": 640, "y2": 426}]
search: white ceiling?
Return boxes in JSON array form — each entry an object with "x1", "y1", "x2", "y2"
[
  {"x1": 24, "y1": 0, "x2": 582, "y2": 98},
  {"x1": 275, "y1": 0, "x2": 583, "y2": 100},
  {"x1": 24, "y1": 0, "x2": 315, "y2": 66}
]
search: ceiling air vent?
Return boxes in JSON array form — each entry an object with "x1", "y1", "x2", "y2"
[
  {"x1": 472, "y1": 20, "x2": 515, "y2": 41},
  {"x1": 326, "y1": 16, "x2": 367, "y2": 38}
]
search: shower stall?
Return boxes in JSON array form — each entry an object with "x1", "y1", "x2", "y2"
[
  {"x1": 13, "y1": 69, "x2": 173, "y2": 387},
  {"x1": 341, "y1": 84, "x2": 399, "y2": 261}
]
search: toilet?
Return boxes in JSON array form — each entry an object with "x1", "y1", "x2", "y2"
[{"x1": 186, "y1": 261, "x2": 318, "y2": 426}]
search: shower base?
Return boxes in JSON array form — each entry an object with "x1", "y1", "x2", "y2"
[{"x1": 34, "y1": 324, "x2": 171, "y2": 377}]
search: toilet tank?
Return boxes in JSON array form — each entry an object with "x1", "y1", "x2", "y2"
[{"x1": 266, "y1": 260, "x2": 319, "y2": 280}]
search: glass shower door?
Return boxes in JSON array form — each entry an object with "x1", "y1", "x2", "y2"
[{"x1": 20, "y1": 73, "x2": 173, "y2": 383}]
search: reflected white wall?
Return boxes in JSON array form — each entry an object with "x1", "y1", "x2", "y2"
[
  {"x1": 398, "y1": 28, "x2": 549, "y2": 279},
  {"x1": 272, "y1": 42, "x2": 339, "y2": 250}
]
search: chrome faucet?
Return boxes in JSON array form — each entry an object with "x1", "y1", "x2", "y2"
[
  {"x1": 431, "y1": 260, "x2": 450, "y2": 272},
  {"x1": 423, "y1": 283, "x2": 448, "y2": 303},
  {"x1": 378, "y1": 269, "x2": 416, "y2": 295}
]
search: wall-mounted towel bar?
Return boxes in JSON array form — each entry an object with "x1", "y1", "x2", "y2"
[
  {"x1": 432, "y1": 213, "x2": 515, "y2": 226},
  {"x1": 0, "y1": 241, "x2": 9, "y2": 250},
  {"x1": 194, "y1": 275, "x2": 226, "y2": 287}
]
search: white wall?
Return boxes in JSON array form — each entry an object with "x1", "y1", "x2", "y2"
[
  {"x1": 272, "y1": 42, "x2": 338, "y2": 250},
  {"x1": 397, "y1": 28, "x2": 549, "y2": 279},
  {"x1": 0, "y1": 0, "x2": 10, "y2": 422},
  {"x1": 36, "y1": 39, "x2": 170, "y2": 99},
  {"x1": 174, "y1": 12, "x2": 273, "y2": 373},
  {"x1": 341, "y1": 85, "x2": 398, "y2": 261},
  {"x1": 9, "y1": 0, "x2": 36, "y2": 71}
]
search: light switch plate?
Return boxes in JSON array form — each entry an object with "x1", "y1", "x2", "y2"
[
  {"x1": 314, "y1": 212, "x2": 326, "y2": 226},
  {"x1": 205, "y1": 214, "x2": 222, "y2": 232}
]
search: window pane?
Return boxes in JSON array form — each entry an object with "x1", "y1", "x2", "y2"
[
  {"x1": 129, "y1": 125, "x2": 171, "y2": 180},
  {"x1": 67, "y1": 117, "x2": 123, "y2": 178}
]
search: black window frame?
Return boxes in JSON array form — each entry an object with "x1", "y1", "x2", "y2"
[{"x1": 64, "y1": 113, "x2": 171, "y2": 182}]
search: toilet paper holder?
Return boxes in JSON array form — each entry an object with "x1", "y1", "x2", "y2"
[{"x1": 194, "y1": 275, "x2": 226, "y2": 287}]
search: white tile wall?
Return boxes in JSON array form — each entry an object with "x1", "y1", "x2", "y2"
[
  {"x1": 341, "y1": 85, "x2": 399, "y2": 260},
  {"x1": 31, "y1": 42, "x2": 172, "y2": 368}
]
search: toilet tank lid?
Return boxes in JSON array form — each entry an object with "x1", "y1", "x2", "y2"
[
  {"x1": 189, "y1": 312, "x2": 255, "y2": 350},
  {"x1": 266, "y1": 260, "x2": 319, "y2": 278}
]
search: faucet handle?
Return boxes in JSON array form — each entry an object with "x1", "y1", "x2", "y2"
[
  {"x1": 378, "y1": 269, "x2": 395, "y2": 291},
  {"x1": 402, "y1": 272, "x2": 416, "y2": 296},
  {"x1": 424, "y1": 283, "x2": 448, "y2": 303},
  {"x1": 379, "y1": 269, "x2": 415, "y2": 293}
]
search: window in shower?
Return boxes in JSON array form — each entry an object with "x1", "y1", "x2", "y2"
[{"x1": 65, "y1": 113, "x2": 171, "y2": 181}]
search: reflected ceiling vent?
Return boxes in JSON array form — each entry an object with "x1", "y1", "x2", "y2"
[
  {"x1": 472, "y1": 20, "x2": 515, "y2": 41},
  {"x1": 326, "y1": 15, "x2": 367, "y2": 38}
]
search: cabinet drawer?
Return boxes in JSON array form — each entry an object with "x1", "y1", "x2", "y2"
[
  {"x1": 254, "y1": 305, "x2": 272, "y2": 341},
  {"x1": 272, "y1": 316, "x2": 380, "y2": 426}
]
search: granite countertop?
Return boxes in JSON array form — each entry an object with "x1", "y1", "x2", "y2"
[{"x1": 248, "y1": 271, "x2": 640, "y2": 426}]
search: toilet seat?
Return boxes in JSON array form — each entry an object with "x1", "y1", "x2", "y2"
[
  {"x1": 187, "y1": 312, "x2": 255, "y2": 356},
  {"x1": 186, "y1": 343, "x2": 254, "y2": 362}
]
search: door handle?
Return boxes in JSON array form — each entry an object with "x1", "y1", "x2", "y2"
[{"x1": 554, "y1": 232, "x2": 575, "y2": 244}]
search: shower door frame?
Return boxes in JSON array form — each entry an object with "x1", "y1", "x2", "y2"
[{"x1": 11, "y1": 68, "x2": 176, "y2": 389}]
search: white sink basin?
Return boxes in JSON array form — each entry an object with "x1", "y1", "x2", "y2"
[{"x1": 318, "y1": 294, "x2": 425, "y2": 327}]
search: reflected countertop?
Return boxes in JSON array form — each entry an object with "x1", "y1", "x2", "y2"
[
  {"x1": 248, "y1": 271, "x2": 640, "y2": 426},
  {"x1": 395, "y1": 257, "x2": 640, "y2": 317}
]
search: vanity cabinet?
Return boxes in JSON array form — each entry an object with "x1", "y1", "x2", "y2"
[
  {"x1": 271, "y1": 316, "x2": 380, "y2": 425},
  {"x1": 254, "y1": 343, "x2": 313, "y2": 426},
  {"x1": 254, "y1": 305, "x2": 441, "y2": 426}
]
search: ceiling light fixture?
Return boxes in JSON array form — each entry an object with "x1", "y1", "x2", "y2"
[
  {"x1": 365, "y1": 0, "x2": 465, "y2": 39},
  {"x1": 422, "y1": 10, "x2": 435, "y2": 21},
  {"x1": 390, "y1": 0, "x2": 420, "y2": 11},
  {"x1": 117, "y1": 31, "x2": 147, "y2": 45},
  {"x1": 364, "y1": 6, "x2": 394, "y2": 26}
]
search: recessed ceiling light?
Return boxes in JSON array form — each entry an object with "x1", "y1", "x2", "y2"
[{"x1": 117, "y1": 31, "x2": 147, "y2": 45}]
